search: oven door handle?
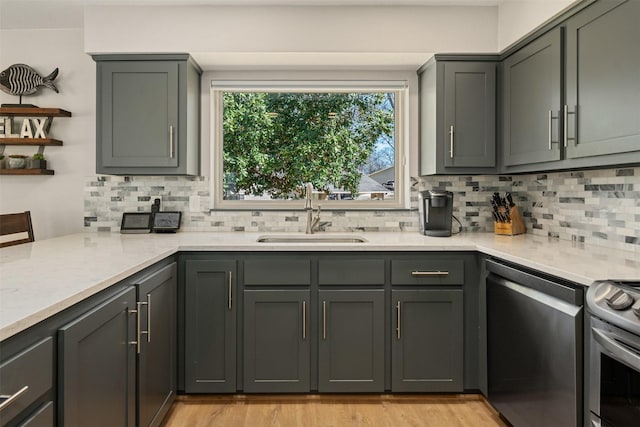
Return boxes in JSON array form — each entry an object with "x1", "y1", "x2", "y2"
[{"x1": 592, "y1": 327, "x2": 640, "y2": 372}]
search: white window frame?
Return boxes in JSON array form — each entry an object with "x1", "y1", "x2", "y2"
[{"x1": 210, "y1": 79, "x2": 409, "y2": 210}]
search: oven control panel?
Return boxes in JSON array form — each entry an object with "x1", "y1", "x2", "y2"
[{"x1": 587, "y1": 280, "x2": 640, "y2": 335}]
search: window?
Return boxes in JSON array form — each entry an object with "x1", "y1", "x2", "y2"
[{"x1": 211, "y1": 80, "x2": 407, "y2": 209}]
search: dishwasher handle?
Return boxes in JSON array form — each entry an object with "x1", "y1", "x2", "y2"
[{"x1": 485, "y1": 259, "x2": 582, "y2": 305}]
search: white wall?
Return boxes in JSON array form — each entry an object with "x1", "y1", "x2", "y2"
[
  {"x1": 84, "y1": 5, "x2": 499, "y2": 66},
  {"x1": 0, "y1": 28, "x2": 95, "y2": 240},
  {"x1": 497, "y1": 0, "x2": 579, "y2": 50}
]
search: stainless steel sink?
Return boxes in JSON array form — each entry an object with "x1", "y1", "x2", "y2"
[{"x1": 256, "y1": 234, "x2": 367, "y2": 243}]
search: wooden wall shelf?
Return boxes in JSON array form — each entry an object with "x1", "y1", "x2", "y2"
[
  {"x1": 0, "y1": 169, "x2": 54, "y2": 175},
  {"x1": 0, "y1": 138, "x2": 63, "y2": 146},
  {"x1": 0, "y1": 107, "x2": 72, "y2": 117},
  {"x1": 0, "y1": 107, "x2": 71, "y2": 176}
]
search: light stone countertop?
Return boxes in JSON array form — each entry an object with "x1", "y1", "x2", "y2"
[{"x1": 1, "y1": 231, "x2": 639, "y2": 342}]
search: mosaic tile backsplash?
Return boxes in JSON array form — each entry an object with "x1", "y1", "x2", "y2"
[{"x1": 84, "y1": 167, "x2": 640, "y2": 252}]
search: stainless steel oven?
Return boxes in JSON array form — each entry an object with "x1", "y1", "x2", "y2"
[{"x1": 587, "y1": 280, "x2": 640, "y2": 427}]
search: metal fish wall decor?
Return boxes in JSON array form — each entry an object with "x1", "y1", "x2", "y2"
[{"x1": 0, "y1": 64, "x2": 59, "y2": 104}]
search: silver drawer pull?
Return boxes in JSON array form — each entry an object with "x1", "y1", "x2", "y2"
[
  {"x1": 0, "y1": 385, "x2": 29, "y2": 412},
  {"x1": 411, "y1": 271, "x2": 449, "y2": 277}
]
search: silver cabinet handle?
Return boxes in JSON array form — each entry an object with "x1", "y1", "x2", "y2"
[
  {"x1": 396, "y1": 301, "x2": 401, "y2": 339},
  {"x1": 322, "y1": 301, "x2": 327, "y2": 340},
  {"x1": 563, "y1": 105, "x2": 568, "y2": 148},
  {"x1": 548, "y1": 110, "x2": 553, "y2": 150},
  {"x1": 302, "y1": 301, "x2": 307, "y2": 340},
  {"x1": 169, "y1": 125, "x2": 175, "y2": 158},
  {"x1": 411, "y1": 271, "x2": 449, "y2": 277},
  {"x1": 146, "y1": 293, "x2": 151, "y2": 343},
  {"x1": 563, "y1": 104, "x2": 577, "y2": 147},
  {"x1": 228, "y1": 271, "x2": 233, "y2": 310},
  {"x1": 129, "y1": 306, "x2": 141, "y2": 354},
  {"x1": 449, "y1": 125, "x2": 454, "y2": 158},
  {"x1": 0, "y1": 385, "x2": 29, "y2": 412}
]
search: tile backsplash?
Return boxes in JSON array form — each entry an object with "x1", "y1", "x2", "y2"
[{"x1": 84, "y1": 167, "x2": 639, "y2": 251}]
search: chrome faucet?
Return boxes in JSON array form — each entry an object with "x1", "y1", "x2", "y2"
[{"x1": 304, "y1": 183, "x2": 322, "y2": 234}]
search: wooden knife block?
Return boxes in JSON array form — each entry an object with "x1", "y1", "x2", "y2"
[{"x1": 494, "y1": 205, "x2": 526, "y2": 236}]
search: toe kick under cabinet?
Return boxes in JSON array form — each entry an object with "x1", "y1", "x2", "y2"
[{"x1": 180, "y1": 252, "x2": 478, "y2": 394}]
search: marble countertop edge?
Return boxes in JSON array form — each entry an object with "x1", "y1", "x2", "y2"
[{"x1": 1, "y1": 231, "x2": 638, "y2": 342}]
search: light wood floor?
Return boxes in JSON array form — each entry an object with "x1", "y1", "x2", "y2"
[{"x1": 161, "y1": 394, "x2": 508, "y2": 427}]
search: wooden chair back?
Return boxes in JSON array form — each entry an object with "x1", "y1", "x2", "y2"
[{"x1": 0, "y1": 211, "x2": 35, "y2": 248}]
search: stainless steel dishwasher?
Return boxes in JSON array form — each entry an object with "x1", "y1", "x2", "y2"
[{"x1": 486, "y1": 259, "x2": 584, "y2": 427}]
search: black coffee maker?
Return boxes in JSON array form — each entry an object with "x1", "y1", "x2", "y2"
[{"x1": 418, "y1": 190, "x2": 454, "y2": 237}]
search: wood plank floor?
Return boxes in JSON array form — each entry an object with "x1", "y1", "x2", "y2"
[{"x1": 161, "y1": 394, "x2": 508, "y2": 427}]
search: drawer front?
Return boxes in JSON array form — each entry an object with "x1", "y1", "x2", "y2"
[
  {"x1": 391, "y1": 259, "x2": 464, "y2": 285},
  {"x1": 18, "y1": 401, "x2": 53, "y2": 427},
  {"x1": 318, "y1": 258, "x2": 385, "y2": 285},
  {"x1": 244, "y1": 258, "x2": 311, "y2": 285},
  {"x1": 0, "y1": 337, "x2": 53, "y2": 426}
]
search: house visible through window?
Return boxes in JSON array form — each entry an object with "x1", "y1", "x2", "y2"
[{"x1": 211, "y1": 80, "x2": 407, "y2": 209}]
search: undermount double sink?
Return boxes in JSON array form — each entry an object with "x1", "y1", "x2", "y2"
[{"x1": 256, "y1": 234, "x2": 367, "y2": 243}]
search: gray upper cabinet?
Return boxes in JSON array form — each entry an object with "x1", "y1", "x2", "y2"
[
  {"x1": 565, "y1": 0, "x2": 640, "y2": 160},
  {"x1": 136, "y1": 263, "x2": 177, "y2": 427},
  {"x1": 184, "y1": 260, "x2": 236, "y2": 393},
  {"x1": 58, "y1": 287, "x2": 137, "y2": 427},
  {"x1": 502, "y1": 29, "x2": 562, "y2": 166},
  {"x1": 420, "y1": 58, "x2": 497, "y2": 175},
  {"x1": 318, "y1": 290, "x2": 385, "y2": 393},
  {"x1": 391, "y1": 289, "x2": 463, "y2": 392},
  {"x1": 243, "y1": 289, "x2": 310, "y2": 393},
  {"x1": 501, "y1": 0, "x2": 640, "y2": 172},
  {"x1": 94, "y1": 54, "x2": 201, "y2": 176}
]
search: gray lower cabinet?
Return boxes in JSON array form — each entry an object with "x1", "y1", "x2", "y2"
[
  {"x1": 502, "y1": 28, "x2": 562, "y2": 167},
  {"x1": 93, "y1": 54, "x2": 201, "y2": 176},
  {"x1": 318, "y1": 290, "x2": 385, "y2": 392},
  {"x1": 420, "y1": 57, "x2": 497, "y2": 175},
  {"x1": 0, "y1": 338, "x2": 53, "y2": 427},
  {"x1": 243, "y1": 289, "x2": 310, "y2": 393},
  {"x1": 565, "y1": 0, "x2": 640, "y2": 160},
  {"x1": 58, "y1": 287, "x2": 137, "y2": 427},
  {"x1": 391, "y1": 289, "x2": 463, "y2": 392},
  {"x1": 136, "y1": 263, "x2": 177, "y2": 427},
  {"x1": 184, "y1": 260, "x2": 236, "y2": 393}
]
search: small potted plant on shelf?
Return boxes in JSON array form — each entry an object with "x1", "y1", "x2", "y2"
[
  {"x1": 0, "y1": 154, "x2": 5, "y2": 169},
  {"x1": 28, "y1": 153, "x2": 47, "y2": 169},
  {"x1": 7, "y1": 154, "x2": 27, "y2": 169}
]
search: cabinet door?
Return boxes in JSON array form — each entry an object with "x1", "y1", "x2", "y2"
[
  {"x1": 443, "y1": 62, "x2": 496, "y2": 168},
  {"x1": 58, "y1": 287, "x2": 136, "y2": 427},
  {"x1": 137, "y1": 263, "x2": 177, "y2": 427},
  {"x1": 98, "y1": 61, "x2": 179, "y2": 169},
  {"x1": 184, "y1": 260, "x2": 236, "y2": 393},
  {"x1": 565, "y1": 0, "x2": 640, "y2": 159},
  {"x1": 318, "y1": 290, "x2": 385, "y2": 392},
  {"x1": 391, "y1": 289, "x2": 463, "y2": 392},
  {"x1": 503, "y1": 28, "x2": 562, "y2": 166},
  {"x1": 244, "y1": 290, "x2": 310, "y2": 393}
]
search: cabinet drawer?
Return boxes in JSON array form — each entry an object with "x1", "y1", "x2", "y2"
[
  {"x1": 18, "y1": 401, "x2": 53, "y2": 427},
  {"x1": 391, "y1": 259, "x2": 464, "y2": 285},
  {"x1": 0, "y1": 337, "x2": 52, "y2": 425},
  {"x1": 318, "y1": 258, "x2": 385, "y2": 285},
  {"x1": 244, "y1": 258, "x2": 311, "y2": 285}
]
